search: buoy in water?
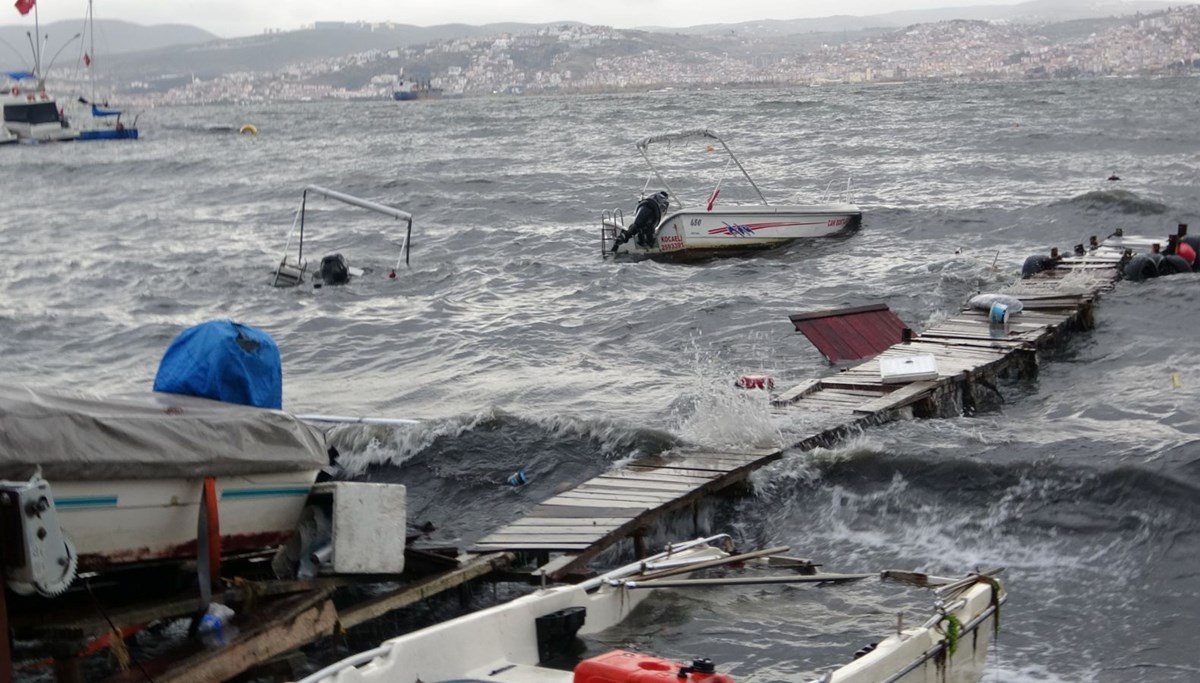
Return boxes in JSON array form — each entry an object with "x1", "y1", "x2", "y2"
[
  {"x1": 1177, "y1": 242, "x2": 1196, "y2": 266},
  {"x1": 239, "y1": 123, "x2": 258, "y2": 135},
  {"x1": 735, "y1": 374, "x2": 774, "y2": 390}
]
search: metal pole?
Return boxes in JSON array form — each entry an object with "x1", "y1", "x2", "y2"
[{"x1": 0, "y1": 572, "x2": 12, "y2": 683}]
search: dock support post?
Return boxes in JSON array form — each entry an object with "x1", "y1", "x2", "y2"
[
  {"x1": 633, "y1": 533, "x2": 647, "y2": 560},
  {"x1": 50, "y1": 640, "x2": 85, "y2": 683},
  {"x1": 0, "y1": 573, "x2": 12, "y2": 683}
]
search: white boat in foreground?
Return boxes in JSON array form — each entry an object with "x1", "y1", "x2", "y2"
[
  {"x1": 603, "y1": 129, "x2": 861, "y2": 261},
  {"x1": 296, "y1": 535, "x2": 1006, "y2": 683}
]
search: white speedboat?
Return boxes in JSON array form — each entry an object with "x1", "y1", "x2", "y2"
[
  {"x1": 296, "y1": 535, "x2": 1006, "y2": 683},
  {"x1": 1, "y1": 80, "x2": 79, "y2": 142},
  {"x1": 602, "y1": 129, "x2": 860, "y2": 261},
  {"x1": 0, "y1": 382, "x2": 328, "y2": 592}
]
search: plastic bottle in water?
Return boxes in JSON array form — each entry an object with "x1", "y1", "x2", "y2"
[{"x1": 197, "y1": 603, "x2": 239, "y2": 648}]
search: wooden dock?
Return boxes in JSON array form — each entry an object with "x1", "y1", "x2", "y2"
[
  {"x1": 7, "y1": 229, "x2": 1181, "y2": 682},
  {"x1": 472, "y1": 228, "x2": 1173, "y2": 579}
]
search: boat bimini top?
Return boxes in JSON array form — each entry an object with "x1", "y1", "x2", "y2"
[
  {"x1": 635, "y1": 128, "x2": 769, "y2": 208},
  {"x1": 272, "y1": 185, "x2": 413, "y2": 288}
]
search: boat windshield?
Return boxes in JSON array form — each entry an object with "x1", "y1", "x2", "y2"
[{"x1": 3, "y1": 102, "x2": 61, "y2": 125}]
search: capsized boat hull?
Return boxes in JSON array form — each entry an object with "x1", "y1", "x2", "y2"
[{"x1": 612, "y1": 204, "x2": 861, "y2": 260}]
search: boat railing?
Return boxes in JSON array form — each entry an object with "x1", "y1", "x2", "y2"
[
  {"x1": 817, "y1": 176, "x2": 854, "y2": 204},
  {"x1": 600, "y1": 208, "x2": 624, "y2": 259},
  {"x1": 272, "y1": 184, "x2": 413, "y2": 287}
]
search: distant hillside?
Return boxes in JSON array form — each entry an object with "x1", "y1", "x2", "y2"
[
  {"x1": 99, "y1": 22, "x2": 579, "y2": 80},
  {"x1": 0, "y1": 19, "x2": 217, "y2": 68},
  {"x1": 657, "y1": 0, "x2": 1186, "y2": 36}
]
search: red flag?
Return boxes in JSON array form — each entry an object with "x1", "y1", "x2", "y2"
[
  {"x1": 83, "y1": 52, "x2": 91, "y2": 67},
  {"x1": 14, "y1": 0, "x2": 35, "y2": 16}
]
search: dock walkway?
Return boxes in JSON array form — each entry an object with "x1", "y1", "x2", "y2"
[{"x1": 472, "y1": 230, "x2": 1163, "y2": 578}]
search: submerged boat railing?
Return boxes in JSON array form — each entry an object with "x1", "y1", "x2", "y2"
[{"x1": 272, "y1": 184, "x2": 413, "y2": 287}]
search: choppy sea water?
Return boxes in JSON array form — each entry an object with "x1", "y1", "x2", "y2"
[{"x1": 2, "y1": 76, "x2": 1199, "y2": 682}]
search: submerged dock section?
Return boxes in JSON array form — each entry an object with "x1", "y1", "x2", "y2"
[{"x1": 472, "y1": 227, "x2": 1185, "y2": 578}]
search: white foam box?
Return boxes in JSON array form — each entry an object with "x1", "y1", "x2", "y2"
[{"x1": 878, "y1": 353, "x2": 939, "y2": 384}]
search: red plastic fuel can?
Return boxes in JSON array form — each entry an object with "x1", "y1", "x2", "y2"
[{"x1": 575, "y1": 650, "x2": 734, "y2": 683}]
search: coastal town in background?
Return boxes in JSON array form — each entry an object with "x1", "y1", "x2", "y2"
[{"x1": 0, "y1": 1, "x2": 1196, "y2": 106}]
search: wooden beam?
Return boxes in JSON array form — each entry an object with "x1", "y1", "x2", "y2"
[
  {"x1": 853, "y1": 381, "x2": 937, "y2": 414},
  {"x1": 123, "y1": 591, "x2": 338, "y2": 683},
  {"x1": 338, "y1": 553, "x2": 513, "y2": 630}
]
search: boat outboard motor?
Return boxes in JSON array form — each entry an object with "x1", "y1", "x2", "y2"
[
  {"x1": 612, "y1": 191, "x2": 669, "y2": 252},
  {"x1": 318, "y1": 253, "x2": 350, "y2": 286}
]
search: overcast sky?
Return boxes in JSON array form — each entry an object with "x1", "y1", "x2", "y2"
[{"x1": 6, "y1": 0, "x2": 1040, "y2": 38}]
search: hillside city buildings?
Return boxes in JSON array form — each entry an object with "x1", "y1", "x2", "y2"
[{"x1": 53, "y1": 5, "x2": 1200, "y2": 105}]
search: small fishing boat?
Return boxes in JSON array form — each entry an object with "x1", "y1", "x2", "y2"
[
  {"x1": 297, "y1": 534, "x2": 1006, "y2": 683},
  {"x1": 1, "y1": 77, "x2": 79, "y2": 143},
  {"x1": 602, "y1": 129, "x2": 861, "y2": 261},
  {"x1": 392, "y1": 77, "x2": 443, "y2": 101},
  {"x1": 271, "y1": 185, "x2": 413, "y2": 288},
  {"x1": 75, "y1": 0, "x2": 140, "y2": 141}
]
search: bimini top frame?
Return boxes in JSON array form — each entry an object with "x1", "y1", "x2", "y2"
[
  {"x1": 272, "y1": 184, "x2": 413, "y2": 287},
  {"x1": 635, "y1": 128, "x2": 768, "y2": 208}
]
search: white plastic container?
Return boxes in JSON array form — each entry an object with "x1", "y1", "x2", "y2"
[{"x1": 879, "y1": 354, "x2": 939, "y2": 384}]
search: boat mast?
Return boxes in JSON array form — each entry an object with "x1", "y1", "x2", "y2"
[{"x1": 88, "y1": 0, "x2": 95, "y2": 103}]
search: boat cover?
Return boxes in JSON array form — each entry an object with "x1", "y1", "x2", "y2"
[
  {"x1": 0, "y1": 383, "x2": 327, "y2": 481},
  {"x1": 153, "y1": 320, "x2": 282, "y2": 410}
]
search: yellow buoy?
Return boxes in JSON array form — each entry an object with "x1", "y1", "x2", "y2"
[{"x1": 239, "y1": 123, "x2": 258, "y2": 135}]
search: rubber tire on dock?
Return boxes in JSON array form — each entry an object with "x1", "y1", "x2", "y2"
[
  {"x1": 1021, "y1": 254, "x2": 1056, "y2": 279},
  {"x1": 1123, "y1": 254, "x2": 1159, "y2": 282},
  {"x1": 1158, "y1": 254, "x2": 1192, "y2": 276}
]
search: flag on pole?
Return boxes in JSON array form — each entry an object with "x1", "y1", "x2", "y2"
[
  {"x1": 83, "y1": 52, "x2": 91, "y2": 67},
  {"x1": 14, "y1": 0, "x2": 35, "y2": 16}
]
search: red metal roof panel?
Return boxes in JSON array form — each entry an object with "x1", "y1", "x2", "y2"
[{"x1": 789, "y1": 304, "x2": 909, "y2": 364}]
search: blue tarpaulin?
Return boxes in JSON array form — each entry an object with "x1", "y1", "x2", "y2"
[
  {"x1": 153, "y1": 320, "x2": 283, "y2": 409},
  {"x1": 3, "y1": 71, "x2": 35, "y2": 81}
]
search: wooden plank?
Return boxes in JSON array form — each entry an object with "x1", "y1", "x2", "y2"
[
  {"x1": 150, "y1": 592, "x2": 338, "y2": 683},
  {"x1": 508, "y1": 517, "x2": 630, "y2": 527},
  {"x1": 533, "y1": 554, "x2": 580, "y2": 577},
  {"x1": 488, "y1": 525, "x2": 621, "y2": 535},
  {"x1": 477, "y1": 533, "x2": 609, "y2": 544},
  {"x1": 539, "y1": 496, "x2": 651, "y2": 509},
  {"x1": 340, "y1": 553, "x2": 514, "y2": 629},
  {"x1": 772, "y1": 378, "x2": 823, "y2": 405},
  {"x1": 601, "y1": 469, "x2": 720, "y2": 484},
  {"x1": 630, "y1": 457, "x2": 754, "y2": 473},
  {"x1": 561, "y1": 488, "x2": 680, "y2": 504},
  {"x1": 525, "y1": 505, "x2": 639, "y2": 518},
  {"x1": 852, "y1": 381, "x2": 937, "y2": 414},
  {"x1": 578, "y1": 478, "x2": 695, "y2": 493},
  {"x1": 473, "y1": 540, "x2": 591, "y2": 550}
]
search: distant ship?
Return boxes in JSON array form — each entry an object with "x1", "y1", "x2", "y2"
[{"x1": 392, "y1": 78, "x2": 443, "y2": 101}]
